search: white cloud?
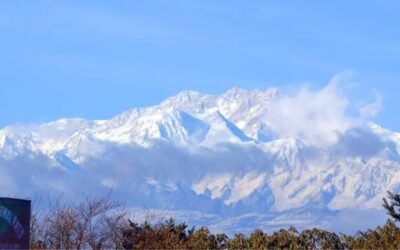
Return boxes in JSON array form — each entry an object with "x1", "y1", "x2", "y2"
[
  {"x1": 359, "y1": 93, "x2": 383, "y2": 118},
  {"x1": 267, "y1": 73, "x2": 356, "y2": 146}
]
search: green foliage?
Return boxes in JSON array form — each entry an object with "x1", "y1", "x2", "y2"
[
  {"x1": 121, "y1": 219, "x2": 219, "y2": 249},
  {"x1": 342, "y1": 220, "x2": 400, "y2": 250},
  {"x1": 298, "y1": 228, "x2": 343, "y2": 250},
  {"x1": 383, "y1": 191, "x2": 400, "y2": 221},
  {"x1": 119, "y1": 218, "x2": 400, "y2": 250},
  {"x1": 230, "y1": 233, "x2": 249, "y2": 249},
  {"x1": 249, "y1": 229, "x2": 267, "y2": 249}
]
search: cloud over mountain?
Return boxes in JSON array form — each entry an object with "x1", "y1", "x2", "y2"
[{"x1": 0, "y1": 77, "x2": 398, "y2": 233}]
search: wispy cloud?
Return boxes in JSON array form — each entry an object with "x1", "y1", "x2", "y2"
[
  {"x1": 359, "y1": 93, "x2": 383, "y2": 118},
  {"x1": 267, "y1": 73, "x2": 357, "y2": 146},
  {"x1": 265, "y1": 72, "x2": 385, "y2": 147}
]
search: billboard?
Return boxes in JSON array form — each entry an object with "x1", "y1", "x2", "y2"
[{"x1": 0, "y1": 198, "x2": 31, "y2": 249}]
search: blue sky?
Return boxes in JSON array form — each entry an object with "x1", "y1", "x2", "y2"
[{"x1": 0, "y1": 0, "x2": 399, "y2": 130}]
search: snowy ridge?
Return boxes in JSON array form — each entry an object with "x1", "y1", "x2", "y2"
[{"x1": 0, "y1": 87, "x2": 399, "y2": 232}]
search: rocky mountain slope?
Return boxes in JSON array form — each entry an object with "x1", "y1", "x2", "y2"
[{"x1": 1, "y1": 87, "x2": 399, "y2": 232}]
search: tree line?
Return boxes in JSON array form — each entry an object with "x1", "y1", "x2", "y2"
[{"x1": 29, "y1": 191, "x2": 400, "y2": 249}]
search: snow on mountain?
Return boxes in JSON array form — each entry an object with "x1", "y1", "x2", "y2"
[
  {"x1": 0, "y1": 87, "x2": 278, "y2": 157},
  {"x1": 0, "y1": 86, "x2": 399, "y2": 233},
  {"x1": 159, "y1": 87, "x2": 279, "y2": 141}
]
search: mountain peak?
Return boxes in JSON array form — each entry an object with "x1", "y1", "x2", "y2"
[
  {"x1": 1, "y1": 87, "x2": 400, "y2": 224},
  {"x1": 223, "y1": 87, "x2": 279, "y2": 98},
  {"x1": 161, "y1": 90, "x2": 209, "y2": 106}
]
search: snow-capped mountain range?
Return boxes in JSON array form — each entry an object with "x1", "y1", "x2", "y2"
[{"x1": 1, "y1": 86, "x2": 399, "y2": 233}]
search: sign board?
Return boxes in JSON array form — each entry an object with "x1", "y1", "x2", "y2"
[{"x1": 0, "y1": 198, "x2": 31, "y2": 249}]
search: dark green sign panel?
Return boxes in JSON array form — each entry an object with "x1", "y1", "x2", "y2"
[{"x1": 0, "y1": 198, "x2": 31, "y2": 249}]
